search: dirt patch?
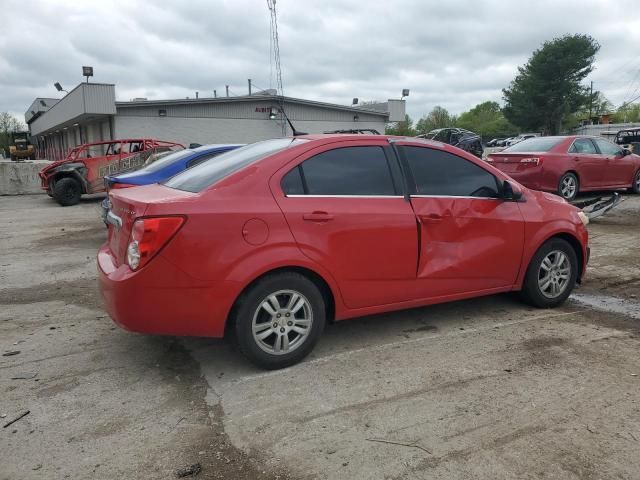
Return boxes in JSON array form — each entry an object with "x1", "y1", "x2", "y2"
[
  {"x1": 0, "y1": 279, "x2": 102, "y2": 308},
  {"x1": 32, "y1": 225, "x2": 106, "y2": 249},
  {"x1": 142, "y1": 338, "x2": 297, "y2": 480}
]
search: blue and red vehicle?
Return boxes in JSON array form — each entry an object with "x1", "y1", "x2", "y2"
[
  {"x1": 105, "y1": 144, "x2": 243, "y2": 190},
  {"x1": 39, "y1": 138, "x2": 183, "y2": 206}
]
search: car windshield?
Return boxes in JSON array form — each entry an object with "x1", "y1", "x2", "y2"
[
  {"x1": 164, "y1": 138, "x2": 309, "y2": 193},
  {"x1": 504, "y1": 137, "x2": 564, "y2": 152},
  {"x1": 141, "y1": 149, "x2": 195, "y2": 173},
  {"x1": 423, "y1": 130, "x2": 440, "y2": 140}
]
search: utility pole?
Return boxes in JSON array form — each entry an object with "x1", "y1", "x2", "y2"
[
  {"x1": 248, "y1": 79, "x2": 252, "y2": 95},
  {"x1": 588, "y1": 81, "x2": 593, "y2": 122},
  {"x1": 225, "y1": 85, "x2": 229, "y2": 97},
  {"x1": 213, "y1": 90, "x2": 217, "y2": 98}
]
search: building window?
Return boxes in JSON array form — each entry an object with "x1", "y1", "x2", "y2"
[{"x1": 158, "y1": 109, "x2": 167, "y2": 117}]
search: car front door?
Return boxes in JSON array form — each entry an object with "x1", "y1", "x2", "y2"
[
  {"x1": 593, "y1": 137, "x2": 636, "y2": 187},
  {"x1": 567, "y1": 137, "x2": 607, "y2": 188},
  {"x1": 398, "y1": 142, "x2": 525, "y2": 297},
  {"x1": 272, "y1": 141, "x2": 419, "y2": 309}
]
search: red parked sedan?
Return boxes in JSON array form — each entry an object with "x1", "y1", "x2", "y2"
[
  {"x1": 487, "y1": 135, "x2": 640, "y2": 201},
  {"x1": 99, "y1": 135, "x2": 589, "y2": 369}
]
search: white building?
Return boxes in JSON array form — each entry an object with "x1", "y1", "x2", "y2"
[{"x1": 25, "y1": 83, "x2": 405, "y2": 160}]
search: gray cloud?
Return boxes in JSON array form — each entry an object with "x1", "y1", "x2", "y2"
[{"x1": 1, "y1": 0, "x2": 639, "y2": 123}]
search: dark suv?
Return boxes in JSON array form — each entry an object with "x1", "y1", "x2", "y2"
[
  {"x1": 614, "y1": 127, "x2": 640, "y2": 154},
  {"x1": 418, "y1": 128, "x2": 484, "y2": 158}
]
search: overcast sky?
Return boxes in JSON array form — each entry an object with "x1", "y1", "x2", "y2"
[{"x1": 1, "y1": 0, "x2": 639, "y2": 123}]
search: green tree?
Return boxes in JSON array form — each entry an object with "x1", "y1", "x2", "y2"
[
  {"x1": 503, "y1": 34, "x2": 600, "y2": 134},
  {"x1": 612, "y1": 103, "x2": 640, "y2": 123},
  {"x1": 0, "y1": 112, "x2": 26, "y2": 157},
  {"x1": 455, "y1": 101, "x2": 517, "y2": 139},
  {"x1": 414, "y1": 106, "x2": 456, "y2": 134},
  {"x1": 563, "y1": 91, "x2": 614, "y2": 130},
  {"x1": 385, "y1": 114, "x2": 416, "y2": 136}
]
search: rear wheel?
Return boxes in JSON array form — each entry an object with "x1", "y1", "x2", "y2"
[
  {"x1": 520, "y1": 238, "x2": 578, "y2": 308},
  {"x1": 53, "y1": 177, "x2": 82, "y2": 206},
  {"x1": 630, "y1": 169, "x2": 640, "y2": 194},
  {"x1": 558, "y1": 173, "x2": 579, "y2": 201},
  {"x1": 234, "y1": 272, "x2": 326, "y2": 369}
]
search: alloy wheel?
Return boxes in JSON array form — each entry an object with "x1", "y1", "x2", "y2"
[
  {"x1": 560, "y1": 176, "x2": 576, "y2": 199},
  {"x1": 252, "y1": 289, "x2": 313, "y2": 355},
  {"x1": 538, "y1": 250, "x2": 571, "y2": 299}
]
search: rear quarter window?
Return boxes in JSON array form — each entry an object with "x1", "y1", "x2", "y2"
[
  {"x1": 165, "y1": 139, "x2": 307, "y2": 192},
  {"x1": 505, "y1": 137, "x2": 563, "y2": 152}
]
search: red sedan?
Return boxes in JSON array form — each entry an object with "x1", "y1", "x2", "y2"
[
  {"x1": 487, "y1": 135, "x2": 640, "y2": 201},
  {"x1": 99, "y1": 135, "x2": 589, "y2": 369}
]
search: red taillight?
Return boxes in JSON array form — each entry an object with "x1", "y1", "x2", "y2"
[
  {"x1": 519, "y1": 157, "x2": 542, "y2": 165},
  {"x1": 126, "y1": 216, "x2": 185, "y2": 270},
  {"x1": 110, "y1": 182, "x2": 137, "y2": 189}
]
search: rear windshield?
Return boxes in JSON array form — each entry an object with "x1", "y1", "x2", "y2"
[
  {"x1": 142, "y1": 149, "x2": 195, "y2": 172},
  {"x1": 164, "y1": 138, "x2": 308, "y2": 193},
  {"x1": 504, "y1": 137, "x2": 563, "y2": 152}
]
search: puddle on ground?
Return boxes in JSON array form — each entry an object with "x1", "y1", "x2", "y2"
[{"x1": 570, "y1": 293, "x2": 640, "y2": 320}]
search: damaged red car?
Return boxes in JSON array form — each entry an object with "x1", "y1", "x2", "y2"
[
  {"x1": 40, "y1": 138, "x2": 183, "y2": 206},
  {"x1": 99, "y1": 135, "x2": 589, "y2": 369}
]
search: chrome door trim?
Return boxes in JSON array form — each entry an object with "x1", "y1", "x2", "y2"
[
  {"x1": 410, "y1": 195, "x2": 502, "y2": 200},
  {"x1": 285, "y1": 195, "x2": 404, "y2": 198}
]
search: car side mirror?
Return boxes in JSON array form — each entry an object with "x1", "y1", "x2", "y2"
[
  {"x1": 502, "y1": 180, "x2": 523, "y2": 201},
  {"x1": 621, "y1": 148, "x2": 631, "y2": 157}
]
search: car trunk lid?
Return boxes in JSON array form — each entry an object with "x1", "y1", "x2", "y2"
[
  {"x1": 106, "y1": 184, "x2": 195, "y2": 266},
  {"x1": 486, "y1": 152, "x2": 544, "y2": 172}
]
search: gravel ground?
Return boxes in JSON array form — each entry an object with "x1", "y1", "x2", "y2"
[{"x1": 1, "y1": 193, "x2": 639, "y2": 480}]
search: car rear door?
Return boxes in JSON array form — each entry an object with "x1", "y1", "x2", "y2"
[
  {"x1": 397, "y1": 142, "x2": 525, "y2": 296},
  {"x1": 272, "y1": 140, "x2": 419, "y2": 309}
]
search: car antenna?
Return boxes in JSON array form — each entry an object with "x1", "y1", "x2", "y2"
[{"x1": 279, "y1": 102, "x2": 307, "y2": 136}]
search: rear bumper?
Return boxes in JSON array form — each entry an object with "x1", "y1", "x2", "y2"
[{"x1": 98, "y1": 244, "x2": 238, "y2": 338}]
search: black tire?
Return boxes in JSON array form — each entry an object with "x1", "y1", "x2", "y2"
[
  {"x1": 234, "y1": 272, "x2": 326, "y2": 370},
  {"x1": 630, "y1": 169, "x2": 640, "y2": 194},
  {"x1": 53, "y1": 177, "x2": 82, "y2": 206},
  {"x1": 557, "y1": 172, "x2": 579, "y2": 201},
  {"x1": 520, "y1": 238, "x2": 578, "y2": 308},
  {"x1": 10, "y1": 154, "x2": 16, "y2": 161}
]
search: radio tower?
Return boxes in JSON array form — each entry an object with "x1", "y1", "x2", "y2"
[{"x1": 267, "y1": 0, "x2": 286, "y2": 135}]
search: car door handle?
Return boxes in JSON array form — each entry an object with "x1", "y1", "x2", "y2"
[
  {"x1": 419, "y1": 213, "x2": 442, "y2": 223},
  {"x1": 303, "y1": 211, "x2": 334, "y2": 222}
]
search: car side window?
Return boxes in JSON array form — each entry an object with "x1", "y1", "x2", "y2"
[
  {"x1": 569, "y1": 138, "x2": 598, "y2": 154},
  {"x1": 282, "y1": 146, "x2": 396, "y2": 196},
  {"x1": 281, "y1": 166, "x2": 305, "y2": 195},
  {"x1": 594, "y1": 138, "x2": 623, "y2": 156},
  {"x1": 402, "y1": 146, "x2": 500, "y2": 198},
  {"x1": 186, "y1": 151, "x2": 223, "y2": 169}
]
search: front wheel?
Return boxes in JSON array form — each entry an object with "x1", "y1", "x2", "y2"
[
  {"x1": 520, "y1": 238, "x2": 578, "y2": 308},
  {"x1": 234, "y1": 272, "x2": 326, "y2": 369},
  {"x1": 630, "y1": 169, "x2": 640, "y2": 194},
  {"x1": 53, "y1": 177, "x2": 82, "y2": 206},
  {"x1": 558, "y1": 173, "x2": 579, "y2": 201}
]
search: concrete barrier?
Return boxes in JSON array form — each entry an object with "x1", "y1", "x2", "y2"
[{"x1": 0, "y1": 160, "x2": 51, "y2": 195}]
